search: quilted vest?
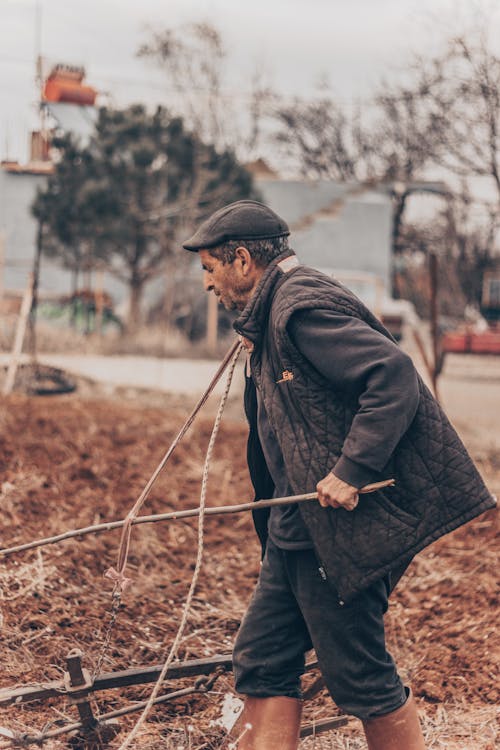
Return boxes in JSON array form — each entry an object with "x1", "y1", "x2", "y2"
[{"x1": 235, "y1": 253, "x2": 496, "y2": 602}]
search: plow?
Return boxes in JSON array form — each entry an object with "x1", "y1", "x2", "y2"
[{"x1": 0, "y1": 650, "x2": 348, "y2": 748}]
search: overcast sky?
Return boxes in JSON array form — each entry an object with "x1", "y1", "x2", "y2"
[{"x1": 1, "y1": 0, "x2": 498, "y2": 162}]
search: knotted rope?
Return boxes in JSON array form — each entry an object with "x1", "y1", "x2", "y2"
[
  {"x1": 116, "y1": 341, "x2": 242, "y2": 750},
  {"x1": 105, "y1": 338, "x2": 241, "y2": 592}
]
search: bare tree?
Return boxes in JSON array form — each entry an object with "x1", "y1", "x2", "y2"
[
  {"x1": 273, "y1": 93, "x2": 370, "y2": 181},
  {"x1": 395, "y1": 181, "x2": 498, "y2": 317},
  {"x1": 138, "y1": 22, "x2": 231, "y2": 150},
  {"x1": 445, "y1": 183, "x2": 499, "y2": 306},
  {"x1": 245, "y1": 66, "x2": 278, "y2": 159},
  {"x1": 139, "y1": 22, "x2": 279, "y2": 162},
  {"x1": 418, "y1": 32, "x2": 500, "y2": 206},
  {"x1": 371, "y1": 77, "x2": 450, "y2": 257},
  {"x1": 273, "y1": 80, "x2": 446, "y2": 269}
]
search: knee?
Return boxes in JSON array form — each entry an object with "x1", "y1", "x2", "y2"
[
  {"x1": 233, "y1": 644, "x2": 303, "y2": 700},
  {"x1": 326, "y1": 679, "x2": 407, "y2": 720}
]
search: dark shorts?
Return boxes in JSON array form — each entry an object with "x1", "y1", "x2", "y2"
[{"x1": 233, "y1": 539, "x2": 407, "y2": 720}]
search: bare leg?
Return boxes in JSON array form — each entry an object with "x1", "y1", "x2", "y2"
[
  {"x1": 232, "y1": 696, "x2": 302, "y2": 750},
  {"x1": 362, "y1": 689, "x2": 426, "y2": 749}
]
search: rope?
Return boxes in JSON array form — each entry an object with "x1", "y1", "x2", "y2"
[
  {"x1": 116, "y1": 342, "x2": 242, "y2": 750},
  {"x1": 105, "y1": 338, "x2": 241, "y2": 592},
  {"x1": 90, "y1": 339, "x2": 241, "y2": 678}
]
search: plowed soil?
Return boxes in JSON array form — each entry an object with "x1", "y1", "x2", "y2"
[{"x1": 0, "y1": 383, "x2": 498, "y2": 749}]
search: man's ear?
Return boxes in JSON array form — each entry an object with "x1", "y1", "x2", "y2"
[{"x1": 234, "y1": 245, "x2": 253, "y2": 274}]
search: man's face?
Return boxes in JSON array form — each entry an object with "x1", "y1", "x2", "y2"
[{"x1": 199, "y1": 248, "x2": 257, "y2": 312}]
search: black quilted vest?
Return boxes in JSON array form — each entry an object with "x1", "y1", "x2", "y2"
[{"x1": 234, "y1": 253, "x2": 495, "y2": 602}]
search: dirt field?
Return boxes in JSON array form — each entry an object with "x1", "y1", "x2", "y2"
[{"x1": 0, "y1": 354, "x2": 498, "y2": 749}]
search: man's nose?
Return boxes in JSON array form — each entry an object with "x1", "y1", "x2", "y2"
[{"x1": 203, "y1": 271, "x2": 213, "y2": 292}]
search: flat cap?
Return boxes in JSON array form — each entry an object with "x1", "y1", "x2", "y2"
[{"x1": 182, "y1": 200, "x2": 289, "y2": 251}]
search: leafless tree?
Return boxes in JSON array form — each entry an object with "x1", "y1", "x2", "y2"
[
  {"x1": 138, "y1": 22, "x2": 276, "y2": 161},
  {"x1": 372, "y1": 77, "x2": 451, "y2": 256},
  {"x1": 273, "y1": 81, "x2": 447, "y2": 266},
  {"x1": 273, "y1": 93, "x2": 371, "y2": 181},
  {"x1": 138, "y1": 22, "x2": 227, "y2": 148},
  {"x1": 245, "y1": 66, "x2": 278, "y2": 159},
  {"x1": 395, "y1": 182, "x2": 498, "y2": 317},
  {"x1": 418, "y1": 32, "x2": 500, "y2": 208}
]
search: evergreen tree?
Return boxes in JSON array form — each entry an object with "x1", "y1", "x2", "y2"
[{"x1": 33, "y1": 105, "x2": 255, "y2": 329}]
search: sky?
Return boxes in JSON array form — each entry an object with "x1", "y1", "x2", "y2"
[{"x1": 1, "y1": 0, "x2": 498, "y2": 162}]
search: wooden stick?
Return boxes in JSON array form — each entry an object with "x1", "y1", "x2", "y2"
[
  {"x1": 0, "y1": 479, "x2": 395, "y2": 557},
  {"x1": 2, "y1": 274, "x2": 33, "y2": 396},
  {"x1": 300, "y1": 716, "x2": 349, "y2": 738},
  {"x1": 429, "y1": 251, "x2": 441, "y2": 401},
  {"x1": 411, "y1": 325, "x2": 433, "y2": 381}
]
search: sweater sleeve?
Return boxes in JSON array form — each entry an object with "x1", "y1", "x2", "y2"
[{"x1": 288, "y1": 309, "x2": 420, "y2": 488}]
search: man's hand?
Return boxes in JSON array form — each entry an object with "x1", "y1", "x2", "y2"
[{"x1": 316, "y1": 472, "x2": 359, "y2": 511}]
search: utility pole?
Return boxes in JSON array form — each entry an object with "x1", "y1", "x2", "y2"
[{"x1": 34, "y1": 1, "x2": 47, "y2": 160}]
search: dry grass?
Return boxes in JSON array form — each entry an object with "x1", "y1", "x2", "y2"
[
  {"x1": 299, "y1": 703, "x2": 498, "y2": 749},
  {"x1": 0, "y1": 394, "x2": 497, "y2": 750}
]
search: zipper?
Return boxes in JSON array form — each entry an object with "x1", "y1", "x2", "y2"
[{"x1": 313, "y1": 552, "x2": 344, "y2": 605}]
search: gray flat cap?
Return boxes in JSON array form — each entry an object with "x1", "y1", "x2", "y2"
[{"x1": 182, "y1": 200, "x2": 289, "y2": 251}]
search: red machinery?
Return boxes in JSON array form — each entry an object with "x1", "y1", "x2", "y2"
[
  {"x1": 441, "y1": 326, "x2": 500, "y2": 355},
  {"x1": 442, "y1": 271, "x2": 500, "y2": 355}
]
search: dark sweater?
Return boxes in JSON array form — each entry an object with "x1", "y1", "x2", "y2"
[{"x1": 256, "y1": 307, "x2": 419, "y2": 549}]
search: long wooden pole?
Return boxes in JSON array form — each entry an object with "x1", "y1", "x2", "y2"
[{"x1": 0, "y1": 479, "x2": 395, "y2": 557}]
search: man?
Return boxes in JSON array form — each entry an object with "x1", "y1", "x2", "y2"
[{"x1": 182, "y1": 200, "x2": 495, "y2": 750}]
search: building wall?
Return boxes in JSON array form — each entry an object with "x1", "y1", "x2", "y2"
[
  {"x1": 0, "y1": 170, "x2": 47, "y2": 293},
  {"x1": 0, "y1": 169, "x2": 126, "y2": 304},
  {"x1": 257, "y1": 180, "x2": 393, "y2": 291}
]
